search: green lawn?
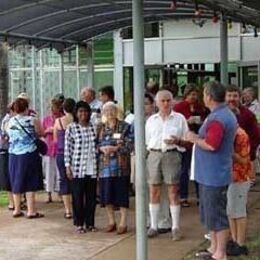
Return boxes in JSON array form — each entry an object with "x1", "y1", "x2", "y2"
[{"x1": 0, "y1": 191, "x2": 8, "y2": 207}]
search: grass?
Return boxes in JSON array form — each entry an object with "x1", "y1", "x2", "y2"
[{"x1": 0, "y1": 191, "x2": 9, "y2": 207}]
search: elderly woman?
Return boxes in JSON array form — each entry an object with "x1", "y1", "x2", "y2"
[
  {"x1": 98, "y1": 101, "x2": 132, "y2": 235},
  {"x1": 42, "y1": 98, "x2": 63, "y2": 203},
  {"x1": 6, "y1": 98, "x2": 44, "y2": 218},
  {"x1": 64, "y1": 101, "x2": 97, "y2": 234}
]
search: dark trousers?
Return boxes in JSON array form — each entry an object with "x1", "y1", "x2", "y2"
[
  {"x1": 71, "y1": 176, "x2": 97, "y2": 227},
  {"x1": 179, "y1": 151, "x2": 192, "y2": 200}
]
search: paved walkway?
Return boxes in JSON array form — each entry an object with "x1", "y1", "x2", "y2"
[{"x1": 0, "y1": 184, "x2": 259, "y2": 260}]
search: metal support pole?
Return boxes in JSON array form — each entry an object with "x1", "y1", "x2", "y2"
[
  {"x1": 39, "y1": 50, "x2": 44, "y2": 118},
  {"x1": 87, "y1": 42, "x2": 94, "y2": 87},
  {"x1": 132, "y1": 1, "x2": 147, "y2": 260},
  {"x1": 59, "y1": 52, "x2": 64, "y2": 93},
  {"x1": 257, "y1": 61, "x2": 260, "y2": 99},
  {"x1": 220, "y1": 17, "x2": 228, "y2": 85},
  {"x1": 76, "y1": 45, "x2": 80, "y2": 99},
  {"x1": 113, "y1": 30, "x2": 124, "y2": 106},
  {"x1": 31, "y1": 46, "x2": 37, "y2": 109},
  {"x1": 0, "y1": 43, "x2": 8, "y2": 117}
]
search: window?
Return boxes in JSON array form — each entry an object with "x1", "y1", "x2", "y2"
[{"x1": 121, "y1": 22, "x2": 159, "y2": 39}]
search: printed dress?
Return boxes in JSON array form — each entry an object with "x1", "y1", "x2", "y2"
[{"x1": 98, "y1": 120, "x2": 133, "y2": 208}]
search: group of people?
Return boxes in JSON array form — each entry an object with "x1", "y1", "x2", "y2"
[
  {"x1": 144, "y1": 82, "x2": 259, "y2": 260},
  {"x1": 0, "y1": 86, "x2": 133, "y2": 235},
  {"x1": 0, "y1": 81, "x2": 259, "y2": 259}
]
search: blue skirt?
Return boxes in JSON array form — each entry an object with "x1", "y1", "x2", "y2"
[
  {"x1": 0, "y1": 151, "x2": 11, "y2": 191},
  {"x1": 9, "y1": 151, "x2": 44, "y2": 193},
  {"x1": 99, "y1": 176, "x2": 130, "y2": 208},
  {"x1": 56, "y1": 153, "x2": 71, "y2": 195}
]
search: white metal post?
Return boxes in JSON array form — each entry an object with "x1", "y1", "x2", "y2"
[
  {"x1": 59, "y1": 52, "x2": 64, "y2": 93},
  {"x1": 31, "y1": 46, "x2": 37, "y2": 109},
  {"x1": 87, "y1": 41, "x2": 94, "y2": 87},
  {"x1": 220, "y1": 17, "x2": 228, "y2": 85},
  {"x1": 132, "y1": 0, "x2": 147, "y2": 259},
  {"x1": 113, "y1": 30, "x2": 124, "y2": 106},
  {"x1": 76, "y1": 45, "x2": 80, "y2": 99},
  {"x1": 39, "y1": 50, "x2": 44, "y2": 118}
]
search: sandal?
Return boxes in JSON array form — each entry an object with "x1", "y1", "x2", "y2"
[
  {"x1": 87, "y1": 226, "x2": 98, "y2": 232},
  {"x1": 64, "y1": 212, "x2": 72, "y2": 219},
  {"x1": 27, "y1": 212, "x2": 45, "y2": 219},
  {"x1": 13, "y1": 212, "x2": 24, "y2": 218},
  {"x1": 105, "y1": 223, "x2": 117, "y2": 232},
  {"x1": 8, "y1": 206, "x2": 15, "y2": 211},
  {"x1": 181, "y1": 200, "x2": 190, "y2": 208},
  {"x1": 195, "y1": 249, "x2": 212, "y2": 258},
  {"x1": 76, "y1": 227, "x2": 86, "y2": 234}
]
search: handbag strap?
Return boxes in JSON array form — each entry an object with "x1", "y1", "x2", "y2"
[{"x1": 14, "y1": 117, "x2": 35, "y2": 141}]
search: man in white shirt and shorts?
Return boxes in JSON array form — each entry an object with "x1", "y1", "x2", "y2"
[{"x1": 146, "y1": 90, "x2": 189, "y2": 240}]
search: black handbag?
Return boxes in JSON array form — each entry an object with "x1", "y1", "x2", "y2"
[{"x1": 14, "y1": 118, "x2": 48, "y2": 156}]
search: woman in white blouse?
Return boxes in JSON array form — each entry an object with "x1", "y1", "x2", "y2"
[{"x1": 64, "y1": 101, "x2": 97, "y2": 234}]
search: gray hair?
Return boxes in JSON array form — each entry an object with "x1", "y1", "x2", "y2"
[
  {"x1": 155, "y1": 90, "x2": 173, "y2": 102},
  {"x1": 203, "y1": 81, "x2": 225, "y2": 103},
  {"x1": 243, "y1": 87, "x2": 257, "y2": 99},
  {"x1": 81, "y1": 86, "x2": 96, "y2": 98}
]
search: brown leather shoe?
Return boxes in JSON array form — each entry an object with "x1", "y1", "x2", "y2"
[
  {"x1": 117, "y1": 226, "x2": 127, "y2": 235},
  {"x1": 105, "y1": 223, "x2": 117, "y2": 232}
]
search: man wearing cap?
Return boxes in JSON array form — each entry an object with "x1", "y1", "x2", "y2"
[{"x1": 146, "y1": 90, "x2": 189, "y2": 240}]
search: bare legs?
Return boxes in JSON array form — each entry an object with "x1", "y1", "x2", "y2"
[
  {"x1": 62, "y1": 194, "x2": 72, "y2": 215},
  {"x1": 229, "y1": 217, "x2": 247, "y2": 246},
  {"x1": 208, "y1": 229, "x2": 229, "y2": 260}
]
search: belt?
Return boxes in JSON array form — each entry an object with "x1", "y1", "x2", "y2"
[{"x1": 150, "y1": 148, "x2": 178, "y2": 153}]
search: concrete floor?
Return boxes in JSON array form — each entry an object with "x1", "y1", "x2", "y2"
[{"x1": 0, "y1": 185, "x2": 259, "y2": 260}]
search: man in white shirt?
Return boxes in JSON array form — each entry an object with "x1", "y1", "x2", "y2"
[
  {"x1": 80, "y1": 87, "x2": 102, "y2": 111},
  {"x1": 80, "y1": 87, "x2": 102, "y2": 128},
  {"x1": 146, "y1": 90, "x2": 189, "y2": 240}
]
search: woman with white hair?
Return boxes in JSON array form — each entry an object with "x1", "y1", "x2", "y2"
[{"x1": 98, "y1": 102, "x2": 133, "y2": 235}]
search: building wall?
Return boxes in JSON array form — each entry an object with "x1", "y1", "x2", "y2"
[{"x1": 122, "y1": 20, "x2": 260, "y2": 66}]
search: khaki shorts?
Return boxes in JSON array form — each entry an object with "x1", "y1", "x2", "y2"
[
  {"x1": 227, "y1": 182, "x2": 250, "y2": 219},
  {"x1": 146, "y1": 150, "x2": 182, "y2": 185}
]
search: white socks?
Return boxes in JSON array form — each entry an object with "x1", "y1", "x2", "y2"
[
  {"x1": 149, "y1": 204, "x2": 160, "y2": 230},
  {"x1": 170, "y1": 205, "x2": 181, "y2": 230}
]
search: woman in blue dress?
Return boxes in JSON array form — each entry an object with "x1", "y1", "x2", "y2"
[
  {"x1": 6, "y1": 98, "x2": 44, "y2": 218},
  {"x1": 98, "y1": 101, "x2": 133, "y2": 235}
]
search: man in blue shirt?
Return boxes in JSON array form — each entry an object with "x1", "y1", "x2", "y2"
[{"x1": 186, "y1": 81, "x2": 237, "y2": 260}]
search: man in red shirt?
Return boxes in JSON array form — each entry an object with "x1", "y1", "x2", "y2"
[{"x1": 225, "y1": 85, "x2": 260, "y2": 183}]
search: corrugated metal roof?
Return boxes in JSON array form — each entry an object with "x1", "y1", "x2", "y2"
[{"x1": 0, "y1": 0, "x2": 259, "y2": 50}]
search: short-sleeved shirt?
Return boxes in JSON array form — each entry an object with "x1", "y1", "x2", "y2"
[
  {"x1": 64, "y1": 122, "x2": 97, "y2": 178},
  {"x1": 145, "y1": 111, "x2": 189, "y2": 152},
  {"x1": 233, "y1": 127, "x2": 252, "y2": 182},
  {"x1": 7, "y1": 115, "x2": 37, "y2": 155}
]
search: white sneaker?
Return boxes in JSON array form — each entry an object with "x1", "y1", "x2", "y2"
[
  {"x1": 171, "y1": 228, "x2": 182, "y2": 241},
  {"x1": 204, "y1": 233, "x2": 211, "y2": 240}
]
